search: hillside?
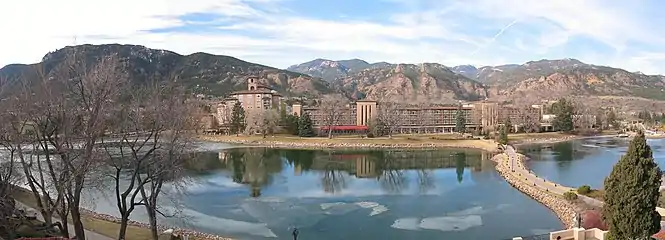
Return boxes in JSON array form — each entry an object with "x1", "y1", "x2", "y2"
[
  {"x1": 450, "y1": 59, "x2": 665, "y2": 101},
  {"x1": 0, "y1": 44, "x2": 335, "y2": 97},
  {"x1": 286, "y1": 59, "x2": 390, "y2": 83},
  {"x1": 337, "y1": 63, "x2": 488, "y2": 103}
]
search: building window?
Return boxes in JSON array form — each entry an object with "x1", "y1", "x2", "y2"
[{"x1": 250, "y1": 86, "x2": 255, "y2": 90}]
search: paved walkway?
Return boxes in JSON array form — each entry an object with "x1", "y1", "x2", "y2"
[
  {"x1": 504, "y1": 145, "x2": 603, "y2": 207},
  {"x1": 503, "y1": 145, "x2": 665, "y2": 226},
  {"x1": 15, "y1": 201, "x2": 113, "y2": 240}
]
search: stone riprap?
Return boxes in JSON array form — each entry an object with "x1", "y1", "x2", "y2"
[
  {"x1": 493, "y1": 153, "x2": 576, "y2": 229},
  {"x1": 198, "y1": 136, "x2": 500, "y2": 152},
  {"x1": 78, "y1": 208, "x2": 233, "y2": 239}
]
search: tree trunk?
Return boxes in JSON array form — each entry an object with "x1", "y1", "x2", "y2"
[
  {"x1": 328, "y1": 126, "x2": 333, "y2": 139},
  {"x1": 147, "y1": 206, "x2": 159, "y2": 240},
  {"x1": 69, "y1": 205, "x2": 86, "y2": 239},
  {"x1": 118, "y1": 216, "x2": 129, "y2": 240}
]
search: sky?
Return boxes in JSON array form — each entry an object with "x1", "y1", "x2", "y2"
[{"x1": 2, "y1": 0, "x2": 665, "y2": 74}]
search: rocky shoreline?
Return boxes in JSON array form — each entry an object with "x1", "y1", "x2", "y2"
[
  {"x1": 493, "y1": 153, "x2": 576, "y2": 229},
  {"x1": 15, "y1": 186, "x2": 233, "y2": 240},
  {"x1": 198, "y1": 136, "x2": 500, "y2": 152},
  {"x1": 78, "y1": 208, "x2": 233, "y2": 239},
  {"x1": 512, "y1": 133, "x2": 617, "y2": 146}
]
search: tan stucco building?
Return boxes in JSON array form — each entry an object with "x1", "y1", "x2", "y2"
[
  {"x1": 291, "y1": 100, "x2": 544, "y2": 134},
  {"x1": 214, "y1": 76, "x2": 284, "y2": 126}
]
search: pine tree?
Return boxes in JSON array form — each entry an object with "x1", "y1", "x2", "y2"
[
  {"x1": 606, "y1": 111, "x2": 618, "y2": 130},
  {"x1": 230, "y1": 101, "x2": 246, "y2": 136},
  {"x1": 551, "y1": 98, "x2": 574, "y2": 132},
  {"x1": 285, "y1": 115, "x2": 300, "y2": 135},
  {"x1": 603, "y1": 132, "x2": 661, "y2": 240},
  {"x1": 497, "y1": 125, "x2": 508, "y2": 145},
  {"x1": 504, "y1": 117, "x2": 513, "y2": 134},
  {"x1": 298, "y1": 112, "x2": 315, "y2": 137},
  {"x1": 455, "y1": 152, "x2": 466, "y2": 183},
  {"x1": 455, "y1": 104, "x2": 466, "y2": 133}
]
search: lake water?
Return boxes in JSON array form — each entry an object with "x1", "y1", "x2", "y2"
[
  {"x1": 82, "y1": 144, "x2": 563, "y2": 240},
  {"x1": 519, "y1": 138, "x2": 665, "y2": 189}
]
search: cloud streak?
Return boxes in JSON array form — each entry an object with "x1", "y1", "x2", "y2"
[{"x1": 1, "y1": 0, "x2": 665, "y2": 74}]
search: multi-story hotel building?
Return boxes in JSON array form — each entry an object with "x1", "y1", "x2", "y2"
[
  {"x1": 291, "y1": 100, "x2": 544, "y2": 134},
  {"x1": 203, "y1": 77, "x2": 545, "y2": 134},
  {"x1": 213, "y1": 76, "x2": 284, "y2": 126}
]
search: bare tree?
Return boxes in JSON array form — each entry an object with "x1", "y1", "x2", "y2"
[
  {"x1": 319, "y1": 95, "x2": 347, "y2": 138},
  {"x1": 260, "y1": 109, "x2": 280, "y2": 138},
  {"x1": 415, "y1": 99, "x2": 431, "y2": 134},
  {"x1": 243, "y1": 110, "x2": 263, "y2": 136},
  {"x1": 99, "y1": 81, "x2": 197, "y2": 239},
  {"x1": 571, "y1": 100, "x2": 594, "y2": 131},
  {"x1": 0, "y1": 68, "x2": 71, "y2": 237},
  {"x1": 515, "y1": 104, "x2": 541, "y2": 133},
  {"x1": 376, "y1": 101, "x2": 404, "y2": 138}
]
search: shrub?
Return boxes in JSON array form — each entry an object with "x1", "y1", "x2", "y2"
[
  {"x1": 564, "y1": 191, "x2": 578, "y2": 201},
  {"x1": 366, "y1": 132, "x2": 375, "y2": 138},
  {"x1": 577, "y1": 185, "x2": 592, "y2": 195}
]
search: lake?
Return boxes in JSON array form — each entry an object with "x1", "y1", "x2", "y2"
[
  {"x1": 82, "y1": 144, "x2": 563, "y2": 240},
  {"x1": 519, "y1": 138, "x2": 665, "y2": 189}
]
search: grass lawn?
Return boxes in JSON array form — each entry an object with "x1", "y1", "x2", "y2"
[
  {"x1": 200, "y1": 133, "x2": 500, "y2": 152},
  {"x1": 11, "y1": 187, "x2": 203, "y2": 240}
]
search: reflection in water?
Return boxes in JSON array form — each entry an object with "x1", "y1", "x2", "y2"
[
  {"x1": 80, "y1": 147, "x2": 564, "y2": 240},
  {"x1": 206, "y1": 148, "x2": 488, "y2": 196},
  {"x1": 456, "y1": 152, "x2": 466, "y2": 183}
]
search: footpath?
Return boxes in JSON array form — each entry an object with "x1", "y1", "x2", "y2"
[
  {"x1": 498, "y1": 145, "x2": 665, "y2": 229},
  {"x1": 494, "y1": 145, "x2": 578, "y2": 228}
]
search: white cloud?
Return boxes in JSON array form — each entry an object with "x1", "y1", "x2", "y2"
[{"x1": 1, "y1": 0, "x2": 665, "y2": 74}]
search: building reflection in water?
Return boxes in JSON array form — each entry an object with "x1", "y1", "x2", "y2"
[{"x1": 210, "y1": 148, "x2": 494, "y2": 197}]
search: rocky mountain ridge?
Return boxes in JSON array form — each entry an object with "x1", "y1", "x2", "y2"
[
  {"x1": 287, "y1": 58, "x2": 665, "y2": 105},
  {"x1": 0, "y1": 44, "x2": 335, "y2": 98}
]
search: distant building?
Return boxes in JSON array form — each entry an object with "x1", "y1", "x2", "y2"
[
  {"x1": 212, "y1": 76, "x2": 284, "y2": 128},
  {"x1": 291, "y1": 100, "x2": 544, "y2": 135}
]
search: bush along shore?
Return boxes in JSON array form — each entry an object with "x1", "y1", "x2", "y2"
[
  {"x1": 492, "y1": 153, "x2": 576, "y2": 228},
  {"x1": 198, "y1": 136, "x2": 500, "y2": 152}
]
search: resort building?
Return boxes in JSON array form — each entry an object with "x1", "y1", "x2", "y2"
[
  {"x1": 212, "y1": 76, "x2": 284, "y2": 127},
  {"x1": 291, "y1": 100, "x2": 544, "y2": 135}
]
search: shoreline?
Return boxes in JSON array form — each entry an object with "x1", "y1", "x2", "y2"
[
  {"x1": 197, "y1": 135, "x2": 501, "y2": 153},
  {"x1": 492, "y1": 153, "x2": 576, "y2": 229},
  {"x1": 512, "y1": 133, "x2": 617, "y2": 146},
  {"x1": 13, "y1": 185, "x2": 232, "y2": 240}
]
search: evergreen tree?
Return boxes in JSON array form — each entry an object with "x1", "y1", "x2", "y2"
[
  {"x1": 285, "y1": 115, "x2": 300, "y2": 135},
  {"x1": 504, "y1": 117, "x2": 513, "y2": 134},
  {"x1": 606, "y1": 110, "x2": 618, "y2": 130},
  {"x1": 551, "y1": 98, "x2": 574, "y2": 132},
  {"x1": 603, "y1": 132, "x2": 661, "y2": 240},
  {"x1": 455, "y1": 152, "x2": 466, "y2": 183},
  {"x1": 455, "y1": 104, "x2": 466, "y2": 133},
  {"x1": 298, "y1": 112, "x2": 315, "y2": 137},
  {"x1": 230, "y1": 101, "x2": 246, "y2": 136},
  {"x1": 279, "y1": 102, "x2": 288, "y2": 124},
  {"x1": 497, "y1": 125, "x2": 508, "y2": 145}
]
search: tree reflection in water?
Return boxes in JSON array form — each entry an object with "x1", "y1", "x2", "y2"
[
  {"x1": 375, "y1": 151, "x2": 407, "y2": 194},
  {"x1": 416, "y1": 169, "x2": 434, "y2": 193},
  {"x1": 455, "y1": 152, "x2": 467, "y2": 183},
  {"x1": 322, "y1": 165, "x2": 348, "y2": 194},
  {"x1": 214, "y1": 148, "x2": 484, "y2": 196}
]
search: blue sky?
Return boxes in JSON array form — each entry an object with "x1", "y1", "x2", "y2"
[{"x1": 2, "y1": 0, "x2": 665, "y2": 74}]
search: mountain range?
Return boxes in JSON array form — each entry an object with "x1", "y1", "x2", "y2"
[{"x1": 1, "y1": 44, "x2": 665, "y2": 112}]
